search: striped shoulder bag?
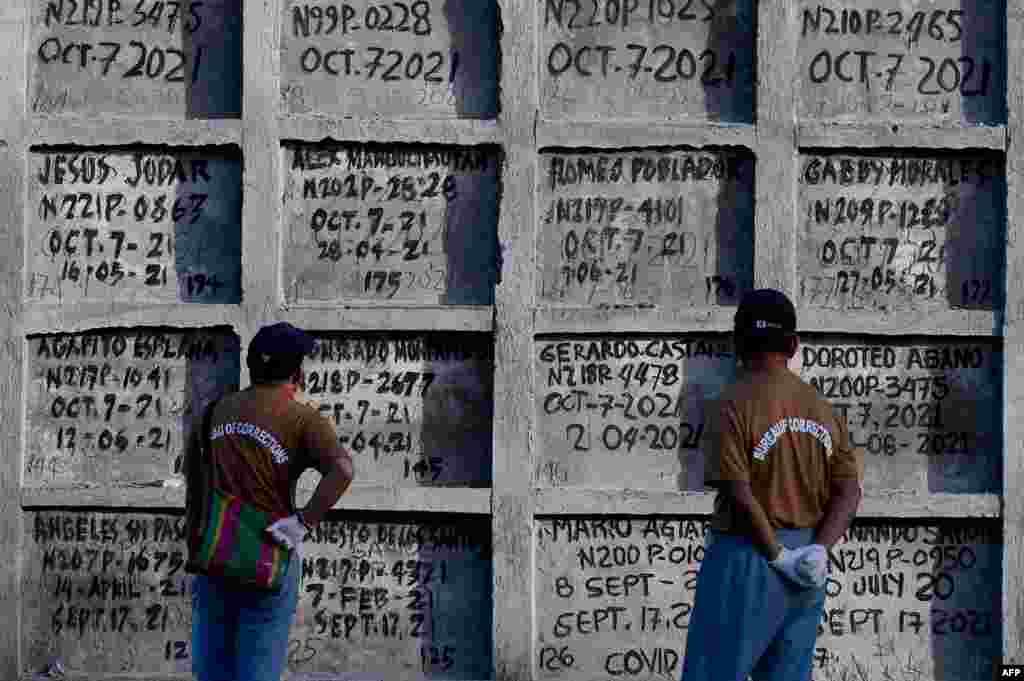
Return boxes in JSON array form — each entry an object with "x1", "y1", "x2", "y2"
[{"x1": 184, "y1": 399, "x2": 292, "y2": 591}]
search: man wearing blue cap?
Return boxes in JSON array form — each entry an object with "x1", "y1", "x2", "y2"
[
  {"x1": 679, "y1": 289, "x2": 864, "y2": 681},
  {"x1": 186, "y1": 322, "x2": 354, "y2": 681}
]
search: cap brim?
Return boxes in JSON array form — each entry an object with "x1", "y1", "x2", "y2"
[
  {"x1": 736, "y1": 328, "x2": 794, "y2": 338},
  {"x1": 295, "y1": 332, "x2": 316, "y2": 355}
]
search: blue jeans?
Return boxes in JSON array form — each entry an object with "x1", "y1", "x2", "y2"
[
  {"x1": 190, "y1": 558, "x2": 299, "y2": 681},
  {"x1": 680, "y1": 528, "x2": 826, "y2": 681}
]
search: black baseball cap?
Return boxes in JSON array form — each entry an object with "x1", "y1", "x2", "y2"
[
  {"x1": 734, "y1": 288, "x2": 797, "y2": 338},
  {"x1": 248, "y1": 322, "x2": 316, "y2": 361}
]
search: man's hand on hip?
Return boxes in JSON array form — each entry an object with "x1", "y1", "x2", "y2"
[{"x1": 266, "y1": 516, "x2": 306, "y2": 550}]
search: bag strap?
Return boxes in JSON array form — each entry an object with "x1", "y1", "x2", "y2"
[
  {"x1": 184, "y1": 397, "x2": 220, "y2": 557},
  {"x1": 201, "y1": 397, "x2": 218, "y2": 460}
]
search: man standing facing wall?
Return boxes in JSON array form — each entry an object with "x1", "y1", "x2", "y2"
[
  {"x1": 680, "y1": 289, "x2": 864, "y2": 681},
  {"x1": 185, "y1": 322, "x2": 355, "y2": 681}
]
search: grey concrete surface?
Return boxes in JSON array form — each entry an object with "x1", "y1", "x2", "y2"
[{"x1": 0, "y1": 0, "x2": 1021, "y2": 679}]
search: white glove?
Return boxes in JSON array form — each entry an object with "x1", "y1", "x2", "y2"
[
  {"x1": 795, "y1": 544, "x2": 828, "y2": 587},
  {"x1": 265, "y1": 515, "x2": 306, "y2": 550},
  {"x1": 769, "y1": 545, "x2": 819, "y2": 589}
]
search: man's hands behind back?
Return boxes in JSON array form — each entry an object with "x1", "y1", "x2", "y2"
[
  {"x1": 770, "y1": 544, "x2": 827, "y2": 589},
  {"x1": 796, "y1": 544, "x2": 828, "y2": 585}
]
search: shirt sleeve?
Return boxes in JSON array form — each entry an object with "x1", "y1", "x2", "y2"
[
  {"x1": 829, "y1": 410, "x2": 865, "y2": 486},
  {"x1": 300, "y1": 410, "x2": 348, "y2": 474},
  {"x1": 704, "y1": 399, "x2": 750, "y2": 487}
]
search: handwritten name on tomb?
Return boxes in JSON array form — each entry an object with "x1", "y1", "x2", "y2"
[
  {"x1": 26, "y1": 511, "x2": 493, "y2": 676},
  {"x1": 283, "y1": 143, "x2": 499, "y2": 305},
  {"x1": 291, "y1": 516, "x2": 492, "y2": 675},
  {"x1": 28, "y1": 149, "x2": 242, "y2": 304},
  {"x1": 24, "y1": 511, "x2": 192, "y2": 675},
  {"x1": 798, "y1": 152, "x2": 1004, "y2": 313},
  {"x1": 539, "y1": 149, "x2": 754, "y2": 308},
  {"x1": 298, "y1": 333, "x2": 493, "y2": 486},
  {"x1": 535, "y1": 336, "x2": 735, "y2": 489},
  {"x1": 535, "y1": 518, "x2": 999, "y2": 681},
  {"x1": 25, "y1": 328, "x2": 240, "y2": 488},
  {"x1": 799, "y1": 337, "x2": 1001, "y2": 493}
]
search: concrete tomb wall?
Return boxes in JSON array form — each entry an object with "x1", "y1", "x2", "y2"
[{"x1": 0, "y1": 0, "x2": 1021, "y2": 680}]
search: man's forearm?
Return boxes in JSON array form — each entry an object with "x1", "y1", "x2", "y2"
[
  {"x1": 727, "y1": 485, "x2": 781, "y2": 560},
  {"x1": 301, "y1": 456, "x2": 354, "y2": 527},
  {"x1": 814, "y1": 484, "x2": 862, "y2": 548}
]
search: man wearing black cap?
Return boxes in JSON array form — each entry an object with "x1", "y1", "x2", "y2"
[
  {"x1": 187, "y1": 322, "x2": 354, "y2": 681},
  {"x1": 679, "y1": 289, "x2": 863, "y2": 681}
]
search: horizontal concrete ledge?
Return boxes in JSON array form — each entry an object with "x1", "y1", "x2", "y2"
[
  {"x1": 26, "y1": 676, "x2": 496, "y2": 681},
  {"x1": 535, "y1": 489, "x2": 713, "y2": 515},
  {"x1": 22, "y1": 484, "x2": 492, "y2": 514},
  {"x1": 279, "y1": 115, "x2": 504, "y2": 146},
  {"x1": 534, "y1": 488, "x2": 1001, "y2": 518},
  {"x1": 28, "y1": 117, "x2": 242, "y2": 148},
  {"x1": 15, "y1": 485, "x2": 1005, "y2": 517},
  {"x1": 22, "y1": 483, "x2": 189, "y2": 508},
  {"x1": 534, "y1": 306, "x2": 736, "y2": 335},
  {"x1": 18, "y1": 671, "x2": 192, "y2": 675},
  {"x1": 17, "y1": 675, "x2": 498, "y2": 681},
  {"x1": 289, "y1": 674, "x2": 494, "y2": 681},
  {"x1": 17, "y1": 671, "x2": 499, "y2": 675},
  {"x1": 857, "y1": 491, "x2": 1001, "y2": 518},
  {"x1": 537, "y1": 119, "x2": 756, "y2": 150},
  {"x1": 798, "y1": 122, "x2": 1007, "y2": 150},
  {"x1": 281, "y1": 306, "x2": 493, "y2": 332},
  {"x1": 798, "y1": 308, "x2": 1002, "y2": 337},
  {"x1": 23, "y1": 304, "x2": 494, "y2": 334},
  {"x1": 332, "y1": 485, "x2": 490, "y2": 514},
  {"x1": 535, "y1": 306, "x2": 1002, "y2": 336},
  {"x1": 23, "y1": 303, "x2": 243, "y2": 335}
]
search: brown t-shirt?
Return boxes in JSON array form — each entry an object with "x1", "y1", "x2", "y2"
[
  {"x1": 199, "y1": 385, "x2": 342, "y2": 517},
  {"x1": 704, "y1": 365, "x2": 864, "y2": 533}
]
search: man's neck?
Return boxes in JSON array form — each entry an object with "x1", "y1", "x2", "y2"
[
  {"x1": 253, "y1": 381, "x2": 298, "y2": 400},
  {"x1": 741, "y1": 354, "x2": 790, "y2": 373}
]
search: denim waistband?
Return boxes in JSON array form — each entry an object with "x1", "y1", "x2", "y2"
[{"x1": 708, "y1": 527, "x2": 816, "y2": 548}]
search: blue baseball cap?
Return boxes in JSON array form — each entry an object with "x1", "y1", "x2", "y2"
[
  {"x1": 248, "y1": 322, "x2": 316, "y2": 360},
  {"x1": 734, "y1": 289, "x2": 797, "y2": 338}
]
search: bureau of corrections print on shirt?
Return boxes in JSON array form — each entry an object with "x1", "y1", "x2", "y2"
[
  {"x1": 205, "y1": 385, "x2": 341, "y2": 517},
  {"x1": 704, "y1": 365, "x2": 864, "y2": 533}
]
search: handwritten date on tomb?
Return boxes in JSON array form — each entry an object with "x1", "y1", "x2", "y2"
[
  {"x1": 295, "y1": 335, "x2": 492, "y2": 485},
  {"x1": 292, "y1": 0, "x2": 460, "y2": 83},
  {"x1": 286, "y1": 145, "x2": 497, "y2": 304},
  {"x1": 31, "y1": 513, "x2": 190, "y2": 651},
  {"x1": 287, "y1": 518, "x2": 491, "y2": 670},
  {"x1": 800, "y1": 341, "x2": 997, "y2": 462},
  {"x1": 536, "y1": 518, "x2": 998, "y2": 681},
  {"x1": 29, "y1": 151, "x2": 239, "y2": 302},
  {"x1": 26, "y1": 330, "x2": 233, "y2": 483},
  {"x1": 799, "y1": 154, "x2": 1002, "y2": 311},
  {"x1": 290, "y1": 1, "x2": 458, "y2": 82},
  {"x1": 28, "y1": 513, "x2": 488, "y2": 673},
  {"x1": 543, "y1": 1, "x2": 737, "y2": 84},
  {"x1": 536, "y1": 337, "x2": 733, "y2": 488},
  {"x1": 797, "y1": 1, "x2": 1004, "y2": 124},
  {"x1": 801, "y1": 6, "x2": 992, "y2": 96},
  {"x1": 541, "y1": 151, "x2": 752, "y2": 306},
  {"x1": 38, "y1": 1, "x2": 211, "y2": 82}
]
